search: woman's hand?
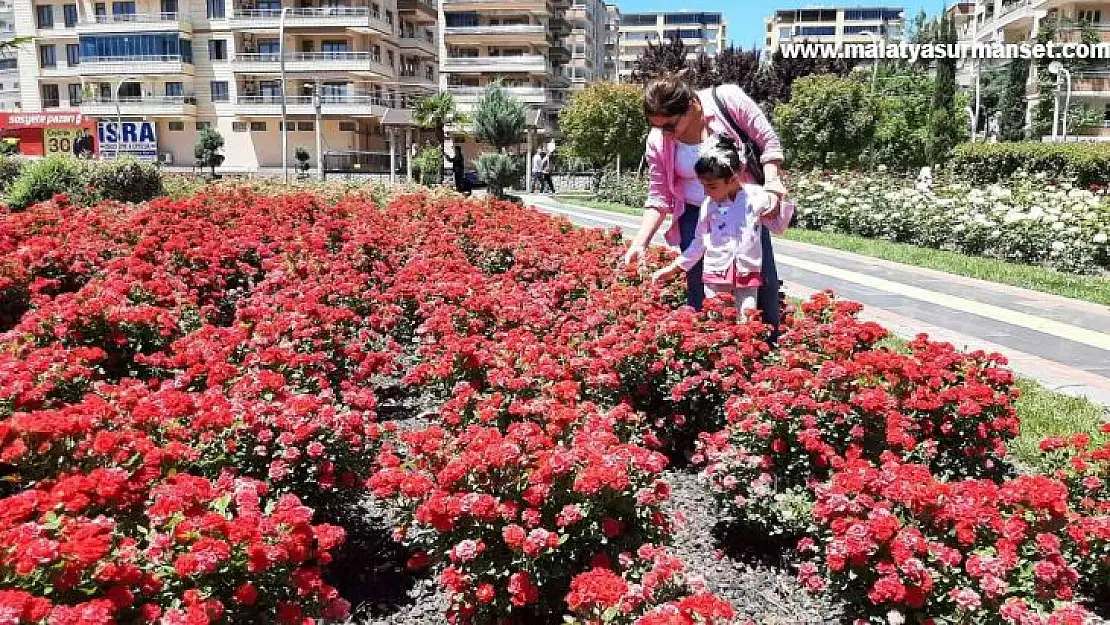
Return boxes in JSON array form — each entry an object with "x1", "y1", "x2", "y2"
[
  {"x1": 624, "y1": 242, "x2": 647, "y2": 266},
  {"x1": 652, "y1": 264, "x2": 679, "y2": 283}
]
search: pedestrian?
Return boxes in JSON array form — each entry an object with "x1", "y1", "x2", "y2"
[
  {"x1": 447, "y1": 145, "x2": 470, "y2": 196},
  {"x1": 531, "y1": 149, "x2": 548, "y2": 193},
  {"x1": 652, "y1": 134, "x2": 792, "y2": 316},
  {"x1": 540, "y1": 149, "x2": 556, "y2": 194},
  {"x1": 623, "y1": 69, "x2": 791, "y2": 339},
  {"x1": 72, "y1": 128, "x2": 94, "y2": 159}
]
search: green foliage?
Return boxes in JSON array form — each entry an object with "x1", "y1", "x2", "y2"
[
  {"x1": 999, "y1": 59, "x2": 1030, "y2": 141},
  {"x1": 294, "y1": 146, "x2": 311, "y2": 175},
  {"x1": 774, "y1": 74, "x2": 876, "y2": 169},
  {"x1": 0, "y1": 139, "x2": 18, "y2": 156},
  {"x1": 472, "y1": 85, "x2": 527, "y2": 150},
  {"x1": 597, "y1": 171, "x2": 648, "y2": 207},
  {"x1": 194, "y1": 128, "x2": 226, "y2": 177},
  {"x1": 5, "y1": 155, "x2": 90, "y2": 210},
  {"x1": 870, "y1": 69, "x2": 933, "y2": 170},
  {"x1": 925, "y1": 11, "x2": 959, "y2": 165},
  {"x1": 412, "y1": 93, "x2": 462, "y2": 185},
  {"x1": 412, "y1": 146, "x2": 445, "y2": 186},
  {"x1": 950, "y1": 142, "x2": 1110, "y2": 186},
  {"x1": 559, "y1": 83, "x2": 648, "y2": 177},
  {"x1": 475, "y1": 152, "x2": 523, "y2": 198},
  {"x1": 0, "y1": 156, "x2": 24, "y2": 195},
  {"x1": 86, "y1": 157, "x2": 164, "y2": 204}
]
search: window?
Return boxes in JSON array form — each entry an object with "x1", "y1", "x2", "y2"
[
  {"x1": 206, "y1": 0, "x2": 224, "y2": 18},
  {"x1": 161, "y1": 0, "x2": 177, "y2": 15},
  {"x1": 94, "y1": 2, "x2": 106, "y2": 17},
  {"x1": 67, "y1": 83, "x2": 82, "y2": 104},
  {"x1": 283, "y1": 121, "x2": 295, "y2": 131},
  {"x1": 63, "y1": 4, "x2": 78, "y2": 26},
  {"x1": 321, "y1": 40, "x2": 348, "y2": 52},
  {"x1": 210, "y1": 80, "x2": 228, "y2": 101},
  {"x1": 1079, "y1": 9, "x2": 1102, "y2": 23},
  {"x1": 79, "y1": 33, "x2": 193, "y2": 61},
  {"x1": 41, "y1": 84, "x2": 60, "y2": 108},
  {"x1": 387, "y1": 49, "x2": 394, "y2": 67},
  {"x1": 257, "y1": 38, "x2": 279, "y2": 54},
  {"x1": 370, "y1": 1, "x2": 379, "y2": 18},
  {"x1": 446, "y1": 12, "x2": 479, "y2": 27},
  {"x1": 66, "y1": 43, "x2": 79, "y2": 66},
  {"x1": 798, "y1": 26, "x2": 835, "y2": 36},
  {"x1": 297, "y1": 121, "x2": 314, "y2": 131},
  {"x1": 371, "y1": 44, "x2": 381, "y2": 62},
  {"x1": 250, "y1": 121, "x2": 266, "y2": 131},
  {"x1": 385, "y1": 9, "x2": 393, "y2": 26},
  {"x1": 232, "y1": 121, "x2": 247, "y2": 132},
  {"x1": 168, "y1": 120, "x2": 185, "y2": 131},
  {"x1": 165, "y1": 81, "x2": 183, "y2": 96},
  {"x1": 35, "y1": 5, "x2": 54, "y2": 28},
  {"x1": 208, "y1": 39, "x2": 226, "y2": 60},
  {"x1": 39, "y1": 45, "x2": 57, "y2": 68},
  {"x1": 621, "y1": 13, "x2": 656, "y2": 26},
  {"x1": 338, "y1": 121, "x2": 356, "y2": 131},
  {"x1": 112, "y1": 2, "x2": 136, "y2": 18},
  {"x1": 196, "y1": 121, "x2": 212, "y2": 130}
]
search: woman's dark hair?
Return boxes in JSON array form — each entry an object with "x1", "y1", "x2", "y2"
[
  {"x1": 643, "y1": 69, "x2": 696, "y2": 117},
  {"x1": 694, "y1": 135, "x2": 744, "y2": 180}
]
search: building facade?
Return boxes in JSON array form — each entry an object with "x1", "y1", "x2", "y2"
[
  {"x1": 439, "y1": 0, "x2": 570, "y2": 135},
  {"x1": 616, "y1": 11, "x2": 727, "y2": 82},
  {"x1": 563, "y1": 0, "x2": 605, "y2": 88},
  {"x1": 969, "y1": 0, "x2": 1110, "y2": 138},
  {"x1": 602, "y1": 2, "x2": 617, "y2": 81},
  {"x1": 763, "y1": 6, "x2": 905, "y2": 57},
  {"x1": 0, "y1": 0, "x2": 18, "y2": 111},
  {"x1": 11, "y1": 0, "x2": 439, "y2": 168}
]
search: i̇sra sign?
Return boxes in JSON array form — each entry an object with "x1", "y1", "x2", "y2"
[{"x1": 98, "y1": 121, "x2": 158, "y2": 161}]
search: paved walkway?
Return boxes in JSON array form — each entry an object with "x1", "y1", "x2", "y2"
[{"x1": 521, "y1": 194, "x2": 1110, "y2": 407}]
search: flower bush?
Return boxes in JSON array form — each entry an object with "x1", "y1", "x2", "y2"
[
  {"x1": 791, "y1": 170, "x2": 1110, "y2": 274},
  {"x1": 3, "y1": 186, "x2": 1107, "y2": 625}
]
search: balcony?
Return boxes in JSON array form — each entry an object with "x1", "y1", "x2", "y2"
[
  {"x1": 398, "y1": 0, "x2": 437, "y2": 24},
  {"x1": 398, "y1": 35, "x2": 437, "y2": 57},
  {"x1": 442, "y1": 54, "x2": 548, "y2": 74},
  {"x1": 77, "y1": 12, "x2": 191, "y2": 34},
  {"x1": 443, "y1": 24, "x2": 548, "y2": 45},
  {"x1": 398, "y1": 70, "x2": 437, "y2": 87},
  {"x1": 1052, "y1": 19, "x2": 1110, "y2": 44},
  {"x1": 549, "y1": 16, "x2": 570, "y2": 37},
  {"x1": 233, "y1": 52, "x2": 393, "y2": 76},
  {"x1": 78, "y1": 55, "x2": 193, "y2": 76},
  {"x1": 1073, "y1": 72, "x2": 1110, "y2": 94},
  {"x1": 442, "y1": 0, "x2": 551, "y2": 12},
  {"x1": 549, "y1": 44, "x2": 570, "y2": 64},
  {"x1": 228, "y1": 7, "x2": 393, "y2": 34},
  {"x1": 79, "y1": 95, "x2": 197, "y2": 116},
  {"x1": 40, "y1": 64, "x2": 81, "y2": 78},
  {"x1": 234, "y1": 94, "x2": 389, "y2": 116},
  {"x1": 449, "y1": 85, "x2": 552, "y2": 105}
]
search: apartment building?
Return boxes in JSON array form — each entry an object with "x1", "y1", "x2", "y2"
[
  {"x1": 616, "y1": 11, "x2": 727, "y2": 82},
  {"x1": 563, "y1": 0, "x2": 605, "y2": 88},
  {"x1": 10, "y1": 0, "x2": 439, "y2": 168},
  {"x1": 602, "y1": 2, "x2": 617, "y2": 81},
  {"x1": 0, "y1": 0, "x2": 18, "y2": 111},
  {"x1": 763, "y1": 6, "x2": 905, "y2": 57},
  {"x1": 439, "y1": 0, "x2": 571, "y2": 135},
  {"x1": 970, "y1": 0, "x2": 1110, "y2": 138}
]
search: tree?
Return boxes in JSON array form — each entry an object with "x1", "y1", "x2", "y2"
[
  {"x1": 632, "y1": 34, "x2": 688, "y2": 84},
  {"x1": 194, "y1": 128, "x2": 225, "y2": 178},
  {"x1": 412, "y1": 92, "x2": 460, "y2": 182},
  {"x1": 294, "y1": 146, "x2": 311, "y2": 178},
  {"x1": 871, "y1": 68, "x2": 934, "y2": 170},
  {"x1": 773, "y1": 74, "x2": 876, "y2": 169},
  {"x1": 926, "y1": 12, "x2": 960, "y2": 164},
  {"x1": 999, "y1": 58, "x2": 1030, "y2": 141},
  {"x1": 558, "y1": 83, "x2": 648, "y2": 190},
  {"x1": 766, "y1": 44, "x2": 857, "y2": 104},
  {"x1": 472, "y1": 84, "x2": 527, "y2": 198},
  {"x1": 472, "y1": 83, "x2": 526, "y2": 151}
]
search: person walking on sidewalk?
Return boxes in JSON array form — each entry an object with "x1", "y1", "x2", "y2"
[
  {"x1": 532, "y1": 149, "x2": 554, "y2": 193},
  {"x1": 447, "y1": 145, "x2": 470, "y2": 196},
  {"x1": 540, "y1": 149, "x2": 556, "y2": 194}
]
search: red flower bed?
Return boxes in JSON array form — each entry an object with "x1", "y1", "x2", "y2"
[{"x1": 2, "y1": 190, "x2": 1106, "y2": 625}]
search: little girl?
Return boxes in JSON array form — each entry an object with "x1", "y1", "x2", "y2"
[{"x1": 653, "y1": 135, "x2": 793, "y2": 315}]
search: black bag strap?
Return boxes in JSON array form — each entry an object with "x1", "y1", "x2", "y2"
[{"x1": 711, "y1": 86, "x2": 765, "y2": 185}]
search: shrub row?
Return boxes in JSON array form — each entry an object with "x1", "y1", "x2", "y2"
[
  {"x1": 1, "y1": 155, "x2": 164, "y2": 211},
  {"x1": 950, "y1": 141, "x2": 1110, "y2": 187}
]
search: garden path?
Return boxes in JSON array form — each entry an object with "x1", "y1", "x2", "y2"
[{"x1": 523, "y1": 194, "x2": 1110, "y2": 407}]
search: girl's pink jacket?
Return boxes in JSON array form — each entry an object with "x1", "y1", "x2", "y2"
[{"x1": 643, "y1": 84, "x2": 786, "y2": 247}]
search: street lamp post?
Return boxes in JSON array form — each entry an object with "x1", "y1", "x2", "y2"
[
  {"x1": 1047, "y1": 61, "x2": 1072, "y2": 141},
  {"x1": 279, "y1": 6, "x2": 290, "y2": 184},
  {"x1": 858, "y1": 30, "x2": 881, "y2": 172},
  {"x1": 313, "y1": 80, "x2": 324, "y2": 181},
  {"x1": 113, "y1": 74, "x2": 139, "y2": 160}
]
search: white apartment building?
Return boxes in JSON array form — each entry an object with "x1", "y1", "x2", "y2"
[
  {"x1": 10, "y1": 0, "x2": 439, "y2": 168},
  {"x1": 602, "y1": 2, "x2": 617, "y2": 81},
  {"x1": 969, "y1": 0, "x2": 1110, "y2": 138},
  {"x1": 439, "y1": 0, "x2": 571, "y2": 137},
  {"x1": 0, "y1": 0, "x2": 18, "y2": 111},
  {"x1": 616, "y1": 11, "x2": 727, "y2": 82},
  {"x1": 763, "y1": 5, "x2": 905, "y2": 57},
  {"x1": 564, "y1": 0, "x2": 606, "y2": 88}
]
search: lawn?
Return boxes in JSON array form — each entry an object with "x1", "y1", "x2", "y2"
[{"x1": 551, "y1": 195, "x2": 1110, "y2": 306}]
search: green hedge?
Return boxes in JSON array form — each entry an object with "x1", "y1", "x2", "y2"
[
  {"x1": 0, "y1": 157, "x2": 23, "y2": 196},
  {"x1": 3, "y1": 156, "x2": 164, "y2": 211},
  {"x1": 950, "y1": 142, "x2": 1110, "y2": 186},
  {"x1": 597, "y1": 171, "x2": 647, "y2": 208}
]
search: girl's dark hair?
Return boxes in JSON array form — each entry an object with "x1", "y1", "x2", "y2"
[
  {"x1": 643, "y1": 69, "x2": 695, "y2": 117},
  {"x1": 694, "y1": 135, "x2": 744, "y2": 180}
]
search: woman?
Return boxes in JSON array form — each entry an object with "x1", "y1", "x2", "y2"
[
  {"x1": 624, "y1": 71, "x2": 789, "y2": 333},
  {"x1": 447, "y1": 145, "x2": 470, "y2": 196}
]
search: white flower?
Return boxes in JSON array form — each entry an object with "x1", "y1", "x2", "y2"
[
  {"x1": 1052, "y1": 221, "x2": 1066, "y2": 232},
  {"x1": 1051, "y1": 241, "x2": 1067, "y2": 251},
  {"x1": 1094, "y1": 232, "x2": 1108, "y2": 244}
]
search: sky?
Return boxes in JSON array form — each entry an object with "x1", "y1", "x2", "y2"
[{"x1": 616, "y1": 0, "x2": 951, "y2": 50}]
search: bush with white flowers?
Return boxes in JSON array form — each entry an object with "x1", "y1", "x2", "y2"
[{"x1": 791, "y1": 170, "x2": 1110, "y2": 274}]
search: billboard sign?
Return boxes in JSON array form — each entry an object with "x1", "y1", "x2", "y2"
[{"x1": 97, "y1": 121, "x2": 158, "y2": 161}]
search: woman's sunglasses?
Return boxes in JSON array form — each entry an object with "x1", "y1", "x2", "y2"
[{"x1": 651, "y1": 111, "x2": 686, "y2": 133}]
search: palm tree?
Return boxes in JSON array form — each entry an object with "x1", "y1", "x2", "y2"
[{"x1": 412, "y1": 92, "x2": 460, "y2": 183}]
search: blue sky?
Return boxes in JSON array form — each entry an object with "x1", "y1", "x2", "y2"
[{"x1": 617, "y1": 0, "x2": 953, "y2": 49}]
